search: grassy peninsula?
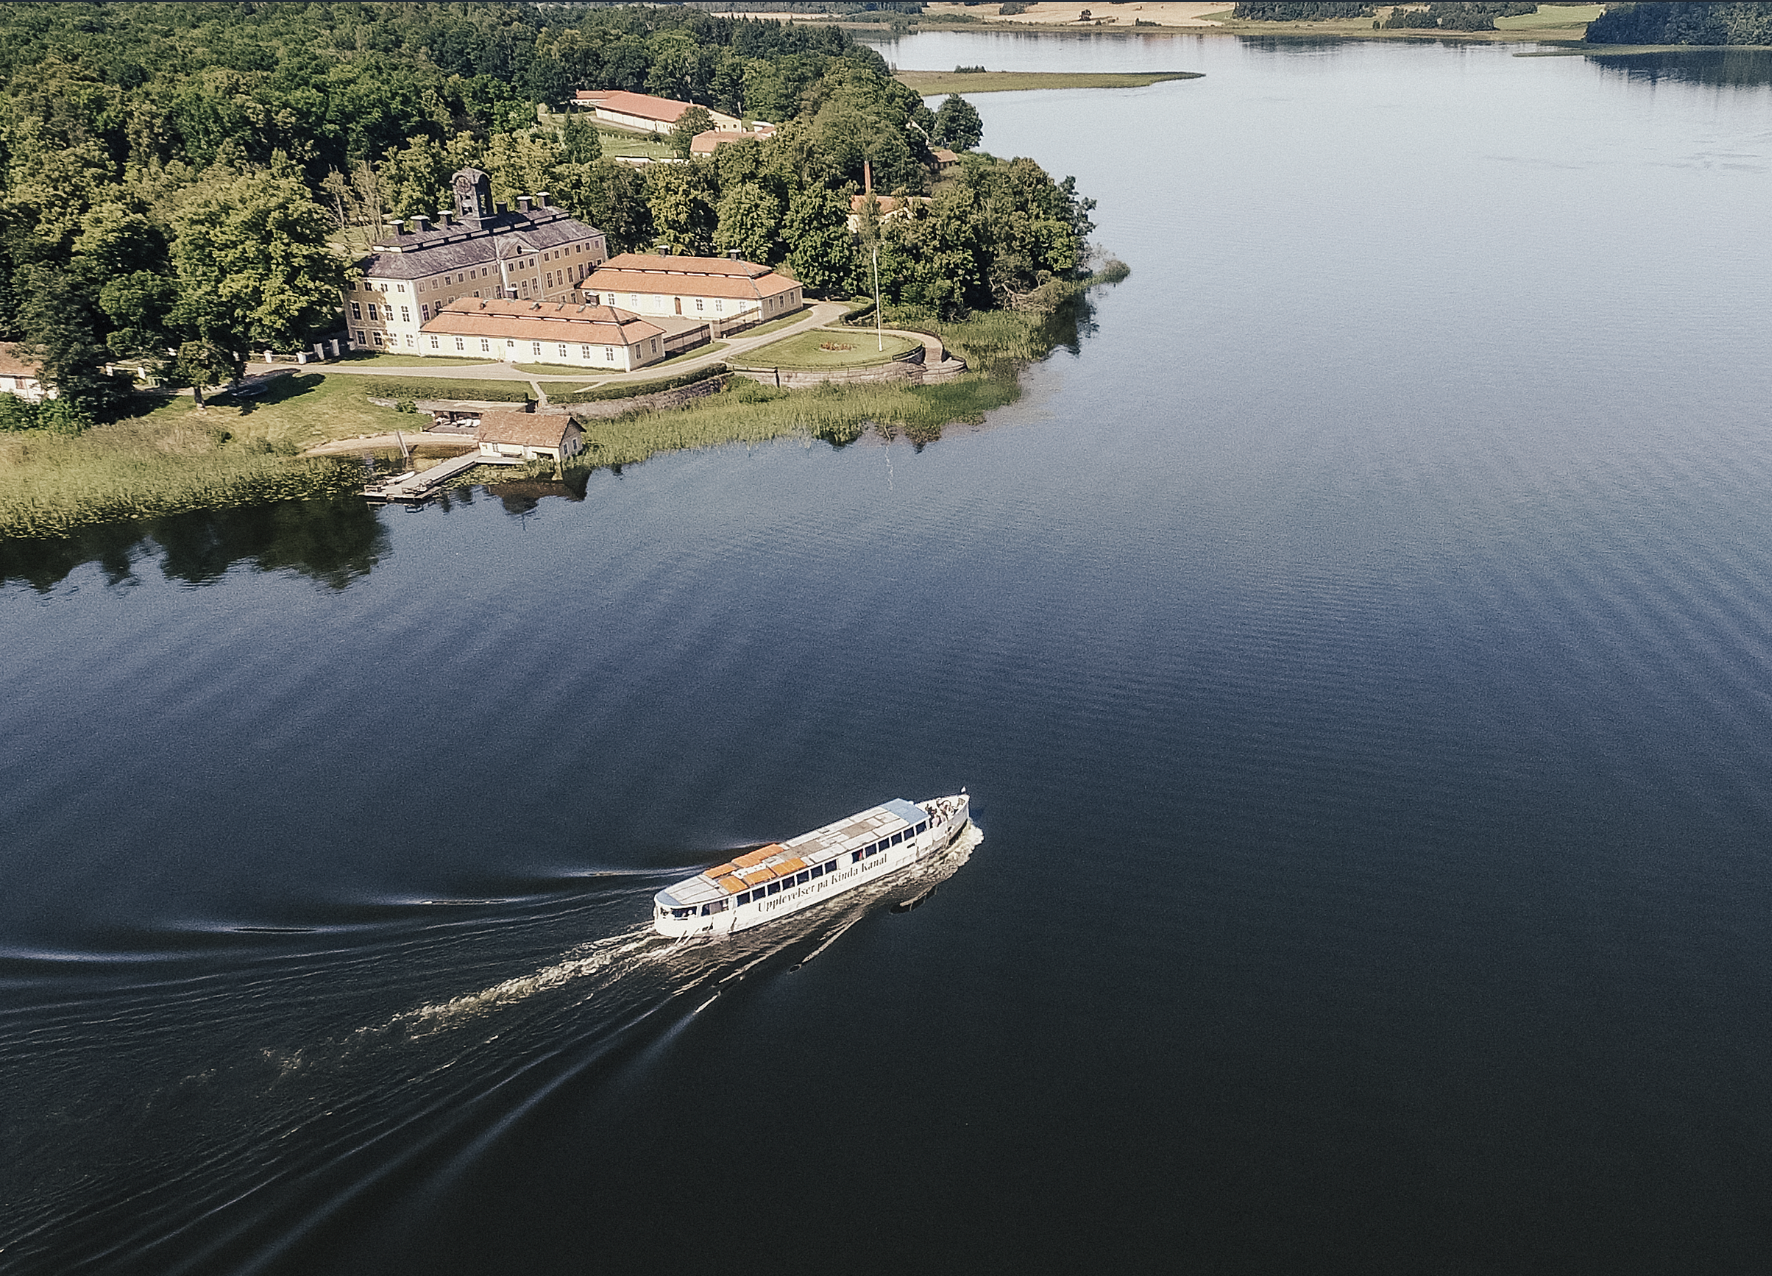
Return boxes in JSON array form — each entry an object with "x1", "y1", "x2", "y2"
[
  {"x1": 896, "y1": 70, "x2": 1203, "y2": 94},
  {"x1": 0, "y1": 2, "x2": 1112, "y2": 539}
]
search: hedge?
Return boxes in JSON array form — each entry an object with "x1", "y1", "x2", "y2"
[
  {"x1": 554, "y1": 364, "x2": 729, "y2": 404},
  {"x1": 357, "y1": 376, "x2": 534, "y2": 403}
]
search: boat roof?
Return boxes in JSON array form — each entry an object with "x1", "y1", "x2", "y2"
[{"x1": 656, "y1": 799, "x2": 929, "y2": 907}]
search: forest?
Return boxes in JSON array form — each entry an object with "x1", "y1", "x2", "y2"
[
  {"x1": 1585, "y1": 2, "x2": 1772, "y2": 44},
  {"x1": 1380, "y1": 3, "x2": 1537, "y2": 31},
  {"x1": 0, "y1": 2, "x2": 1096, "y2": 425}
]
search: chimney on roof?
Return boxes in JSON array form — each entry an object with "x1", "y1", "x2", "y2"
[
  {"x1": 410, "y1": 214, "x2": 430, "y2": 234},
  {"x1": 726, "y1": 249, "x2": 742, "y2": 260},
  {"x1": 517, "y1": 196, "x2": 532, "y2": 214},
  {"x1": 534, "y1": 192, "x2": 550, "y2": 208},
  {"x1": 385, "y1": 218, "x2": 405, "y2": 237}
]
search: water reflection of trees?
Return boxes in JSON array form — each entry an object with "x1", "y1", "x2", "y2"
[
  {"x1": 0, "y1": 496, "x2": 389, "y2": 593},
  {"x1": 1589, "y1": 49, "x2": 1772, "y2": 89}
]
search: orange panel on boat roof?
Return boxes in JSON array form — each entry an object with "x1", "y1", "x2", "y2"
[
  {"x1": 739, "y1": 867, "x2": 775, "y2": 885},
  {"x1": 773, "y1": 858, "x2": 806, "y2": 876},
  {"x1": 734, "y1": 844, "x2": 785, "y2": 868},
  {"x1": 704, "y1": 862, "x2": 738, "y2": 880},
  {"x1": 715, "y1": 875, "x2": 745, "y2": 894}
]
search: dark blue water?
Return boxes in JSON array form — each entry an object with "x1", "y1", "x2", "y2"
[{"x1": 5, "y1": 35, "x2": 1772, "y2": 1275}]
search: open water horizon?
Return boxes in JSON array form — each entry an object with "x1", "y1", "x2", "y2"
[{"x1": 4, "y1": 32, "x2": 1772, "y2": 1274}]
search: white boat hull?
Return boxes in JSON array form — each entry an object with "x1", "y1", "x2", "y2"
[{"x1": 653, "y1": 795, "x2": 971, "y2": 938}]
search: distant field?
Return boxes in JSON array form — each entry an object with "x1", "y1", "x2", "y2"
[
  {"x1": 1495, "y1": 4, "x2": 1602, "y2": 31},
  {"x1": 896, "y1": 70, "x2": 1203, "y2": 95}
]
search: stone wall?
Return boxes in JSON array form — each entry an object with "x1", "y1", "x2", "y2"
[{"x1": 566, "y1": 373, "x2": 731, "y2": 418}]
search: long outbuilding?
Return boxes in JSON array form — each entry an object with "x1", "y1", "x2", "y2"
[
  {"x1": 419, "y1": 297, "x2": 710, "y2": 371},
  {"x1": 582, "y1": 253, "x2": 804, "y2": 332},
  {"x1": 570, "y1": 90, "x2": 741, "y2": 134}
]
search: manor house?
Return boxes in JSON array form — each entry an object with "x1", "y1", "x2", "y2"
[{"x1": 343, "y1": 168, "x2": 609, "y2": 353}]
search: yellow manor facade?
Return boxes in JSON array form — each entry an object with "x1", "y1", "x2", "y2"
[{"x1": 343, "y1": 168, "x2": 608, "y2": 352}]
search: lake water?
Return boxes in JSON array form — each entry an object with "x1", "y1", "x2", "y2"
[{"x1": 5, "y1": 32, "x2": 1772, "y2": 1275}]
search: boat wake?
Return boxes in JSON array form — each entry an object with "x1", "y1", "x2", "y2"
[{"x1": 0, "y1": 825, "x2": 982, "y2": 1276}]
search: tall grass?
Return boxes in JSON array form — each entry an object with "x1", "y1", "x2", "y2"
[
  {"x1": 0, "y1": 416, "x2": 362, "y2": 538},
  {"x1": 542, "y1": 374, "x2": 1020, "y2": 473}
]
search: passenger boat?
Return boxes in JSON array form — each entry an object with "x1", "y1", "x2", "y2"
[{"x1": 652, "y1": 794, "x2": 971, "y2": 937}]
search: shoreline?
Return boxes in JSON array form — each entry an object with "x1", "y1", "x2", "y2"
[{"x1": 0, "y1": 269, "x2": 1126, "y2": 541}]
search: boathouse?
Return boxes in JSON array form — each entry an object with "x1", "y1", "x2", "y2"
[{"x1": 477, "y1": 410, "x2": 585, "y2": 462}]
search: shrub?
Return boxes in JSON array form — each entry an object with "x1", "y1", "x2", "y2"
[
  {"x1": 554, "y1": 365, "x2": 729, "y2": 404},
  {"x1": 357, "y1": 377, "x2": 533, "y2": 403}
]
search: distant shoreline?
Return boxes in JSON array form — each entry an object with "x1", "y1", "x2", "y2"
[{"x1": 896, "y1": 69, "x2": 1202, "y2": 93}]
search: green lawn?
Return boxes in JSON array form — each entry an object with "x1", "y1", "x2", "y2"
[
  {"x1": 729, "y1": 309, "x2": 812, "y2": 339},
  {"x1": 353, "y1": 375, "x2": 534, "y2": 403},
  {"x1": 896, "y1": 70, "x2": 1201, "y2": 95},
  {"x1": 593, "y1": 128, "x2": 676, "y2": 161},
  {"x1": 1495, "y1": 4, "x2": 1601, "y2": 31},
  {"x1": 736, "y1": 329, "x2": 920, "y2": 370},
  {"x1": 163, "y1": 374, "x2": 415, "y2": 449}
]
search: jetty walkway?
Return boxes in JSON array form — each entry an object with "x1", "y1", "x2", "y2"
[{"x1": 362, "y1": 450, "x2": 521, "y2": 504}]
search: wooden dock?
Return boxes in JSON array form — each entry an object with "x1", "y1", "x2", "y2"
[{"x1": 363, "y1": 450, "x2": 522, "y2": 504}]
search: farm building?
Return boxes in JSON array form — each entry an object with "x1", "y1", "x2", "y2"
[
  {"x1": 582, "y1": 254, "x2": 804, "y2": 332},
  {"x1": 690, "y1": 125, "x2": 776, "y2": 157},
  {"x1": 569, "y1": 90, "x2": 741, "y2": 134},
  {"x1": 0, "y1": 345, "x2": 49, "y2": 402}
]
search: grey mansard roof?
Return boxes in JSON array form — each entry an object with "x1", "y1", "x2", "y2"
[{"x1": 357, "y1": 207, "x2": 606, "y2": 282}]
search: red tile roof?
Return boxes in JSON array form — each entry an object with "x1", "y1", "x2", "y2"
[
  {"x1": 0, "y1": 344, "x2": 41, "y2": 379},
  {"x1": 479, "y1": 410, "x2": 582, "y2": 448},
  {"x1": 588, "y1": 269, "x2": 801, "y2": 303},
  {"x1": 588, "y1": 254, "x2": 802, "y2": 303},
  {"x1": 424, "y1": 298, "x2": 663, "y2": 344},
  {"x1": 598, "y1": 253, "x2": 773, "y2": 278},
  {"x1": 690, "y1": 129, "x2": 760, "y2": 156},
  {"x1": 573, "y1": 90, "x2": 696, "y2": 124}
]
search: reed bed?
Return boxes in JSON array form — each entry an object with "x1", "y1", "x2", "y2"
[
  {"x1": 0, "y1": 415, "x2": 361, "y2": 539},
  {"x1": 560, "y1": 373, "x2": 1021, "y2": 471}
]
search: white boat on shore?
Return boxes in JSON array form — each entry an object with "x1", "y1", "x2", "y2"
[{"x1": 653, "y1": 794, "x2": 972, "y2": 937}]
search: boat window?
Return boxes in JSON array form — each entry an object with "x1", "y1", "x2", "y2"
[
  {"x1": 672, "y1": 907, "x2": 692, "y2": 919},
  {"x1": 891, "y1": 831, "x2": 904, "y2": 846},
  {"x1": 852, "y1": 851, "x2": 863, "y2": 863},
  {"x1": 811, "y1": 864, "x2": 823, "y2": 879},
  {"x1": 766, "y1": 882, "x2": 780, "y2": 896},
  {"x1": 916, "y1": 821, "x2": 928, "y2": 834},
  {"x1": 796, "y1": 871, "x2": 810, "y2": 885},
  {"x1": 738, "y1": 891, "x2": 751, "y2": 904}
]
